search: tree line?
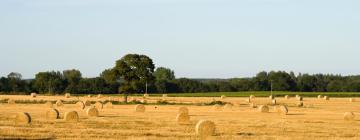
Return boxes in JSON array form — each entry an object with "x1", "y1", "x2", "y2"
[{"x1": 1, "y1": 54, "x2": 360, "y2": 95}]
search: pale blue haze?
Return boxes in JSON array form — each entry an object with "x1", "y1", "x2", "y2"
[{"x1": 0, "y1": 0, "x2": 359, "y2": 78}]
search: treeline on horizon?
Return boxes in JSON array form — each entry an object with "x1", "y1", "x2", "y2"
[{"x1": 1, "y1": 54, "x2": 360, "y2": 95}]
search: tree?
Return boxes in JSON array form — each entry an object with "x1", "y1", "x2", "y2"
[
  {"x1": 253, "y1": 71, "x2": 270, "y2": 91},
  {"x1": 113, "y1": 54, "x2": 155, "y2": 102},
  {"x1": 63, "y1": 69, "x2": 82, "y2": 93},
  {"x1": 154, "y1": 67, "x2": 175, "y2": 81},
  {"x1": 34, "y1": 71, "x2": 65, "y2": 94}
]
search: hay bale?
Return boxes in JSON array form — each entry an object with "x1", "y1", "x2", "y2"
[
  {"x1": 56, "y1": 100, "x2": 63, "y2": 107},
  {"x1": 135, "y1": 104, "x2": 145, "y2": 112},
  {"x1": 64, "y1": 111, "x2": 79, "y2": 122},
  {"x1": 245, "y1": 98, "x2": 251, "y2": 103},
  {"x1": 344, "y1": 112, "x2": 355, "y2": 121},
  {"x1": 30, "y1": 93, "x2": 37, "y2": 98},
  {"x1": 212, "y1": 104, "x2": 222, "y2": 111},
  {"x1": 277, "y1": 105, "x2": 288, "y2": 115},
  {"x1": 324, "y1": 96, "x2": 330, "y2": 100},
  {"x1": 86, "y1": 107, "x2": 99, "y2": 117},
  {"x1": 295, "y1": 95, "x2": 300, "y2": 98},
  {"x1": 108, "y1": 97, "x2": 113, "y2": 101},
  {"x1": 317, "y1": 95, "x2": 323, "y2": 99},
  {"x1": 272, "y1": 99, "x2": 277, "y2": 105},
  {"x1": 195, "y1": 120, "x2": 216, "y2": 137},
  {"x1": 87, "y1": 95, "x2": 92, "y2": 98},
  {"x1": 76, "y1": 101, "x2": 85, "y2": 109},
  {"x1": 220, "y1": 95, "x2": 226, "y2": 100},
  {"x1": 95, "y1": 101, "x2": 103, "y2": 109},
  {"x1": 141, "y1": 99, "x2": 147, "y2": 103},
  {"x1": 143, "y1": 94, "x2": 149, "y2": 98},
  {"x1": 296, "y1": 96, "x2": 303, "y2": 101},
  {"x1": 258, "y1": 105, "x2": 269, "y2": 113},
  {"x1": 84, "y1": 100, "x2": 91, "y2": 106},
  {"x1": 97, "y1": 94, "x2": 102, "y2": 98},
  {"x1": 250, "y1": 95, "x2": 255, "y2": 100},
  {"x1": 8, "y1": 99, "x2": 15, "y2": 104},
  {"x1": 297, "y1": 102, "x2": 304, "y2": 107},
  {"x1": 45, "y1": 101, "x2": 53, "y2": 108},
  {"x1": 223, "y1": 103, "x2": 233, "y2": 111},
  {"x1": 65, "y1": 93, "x2": 71, "y2": 98},
  {"x1": 269, "y1": 95, "x2": 275, "y2": 100},
  {"x1": 349, "y1": 98, "x2": 355, "y2": 102},
  {"x1": 104, "y1": 102, "x2": 113, "y2": 109},
  {"x1": 15, "y1": 112, "x2": 31, "y2": 125},
  {"x1": 162, "y1": 94, "x2": 168, "y2": 97},
  {"x1": 250, "y1": 103, "x2": 257, "y2": 108},
  {"x1": 284, "y1": 95, "x2": 289, "y2": 99},
  {"x1": 46, "y1": 109, "x2": 59, "y2": 120},
  {"x1": 176, "y1": 112, "x2": 190, "y2": 125},
  {"x1": 178, "y1": 107, "x2": 189, "y2": 115}
]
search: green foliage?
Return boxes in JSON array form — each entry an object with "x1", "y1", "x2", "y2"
[{"x1": 34, "y1": 71, "x2": 65, "y2": 94}]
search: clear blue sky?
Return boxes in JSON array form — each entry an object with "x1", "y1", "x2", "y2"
[{"x1": 0, "y1": 0, "x2": 359, "y2": 79}]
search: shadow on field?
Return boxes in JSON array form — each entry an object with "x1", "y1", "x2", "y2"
[{"x1": 286, "y1": 113, "x2": 305, "y2": 115}]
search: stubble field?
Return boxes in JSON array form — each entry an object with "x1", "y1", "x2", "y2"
[{"x1": 0, "y1": 94, "x2": 359, "y2": 140}]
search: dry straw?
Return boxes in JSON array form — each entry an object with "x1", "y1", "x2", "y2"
[
  {"x1": 95, "y1": 101, "x2": 104, "y2": 109},
  {"x1": 250, "y1": 95, "x2": 255, "y2": 100},
  {"x1": 64, "y1": 111, "x2": 79, "y2": 122},
  {"x1": 212, "y1": 104, "x2": 222, "y2": 111},
  {"x1": 220, "y1": 95, "x2": 226, "y2": 100},
  {"x1": 8, "y1": 99, "x2": 15, "y2": 104},
  {"x1": 87, "y1": 95, "x2": 92, "y2": 98},
  {"x1": 269, "y1": 95, "x2": 275, "y2": 100},
  {"x1": 176, "y1": 112, "x2": 190, "y2": 125},
  {"x1": 297, "y1": 96, "x2": 303, "y2": 101},
  {"x1": 284, "y1": 95, "x2": 289, "y2": 99},
  {"x1": 178, "y1": 107, "x2": 189, "y2": 115},
  {"x1": 223, "y1": 103, "x2": 233, "y2": 111},
  {"x1": 84, "y1": 100, "x2": 91, "y2": 106},
  {"x1": 45, "y1": 101, "x2": 53, "y2": 108},
  {"x1": 76, "y1": 101, "x2": 85, "y2": 109},
  {"x1": 15, "y1": 112, "x2": 31, "y2": 125},
  {"x1": 349, "y1": 98, "x2": 355, "y2": 102},
  {"x1": 97, "y1": 94, "x2": 102, "y2": 98},
  {"x1": 195, "y1": 120, "x2": 216, "y2": 138},
  {"x1": 324, "y1": 96, "x2": 330, "y2": 100},
  {"x1": 258, "y1": 105, "x2": 269, "y2": 113},
  {"x1": 276, "y1": 105, "x2": 288, "y2": 115},
  {"x1": 143, "y1": 94, "x2": 149, "y2": 98},
  {"x1": 162, "y1": 94, "x2": 168, "y2": 97},
  {"x1": 344, "y1": 112, "x2": 355, "y2": 121},
  {"x1": 56, "y1": 100, "x2": 63, "y2": 107},
  {"x1": 272, "y1": 99, "x2": 277, "y2": 105},
  {"x1": 318, "y1": 95, "x2": 323, "y2": 99},
  {"x1": 46, "y1": 109, "x2": 59, "y2": 120},
  {"x1": 30, "y1": 93, "x2": 37, "y2": 98},
  {"x1": 104, "y1": 102, "x2": 113, "y2": 109},
  {"x1": 297, "y1": 102, "x2": 304, "y2": 107},
  {"x1": 65, "y1": 93, "x2": 71, "y2": 98},
  {"x1": 135, "y1": 104, "x2": 146, "y2": 112},
  {"x1": 250, "y1": 103, "x2": 257, "y2": 108},
  {"x1": 86, "y1": 107, "x2": 99, "y2": 117}
]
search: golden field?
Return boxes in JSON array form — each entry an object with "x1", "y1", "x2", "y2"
[{"x1": 0, "y1": 95, "x2": 359, "y2": 140}]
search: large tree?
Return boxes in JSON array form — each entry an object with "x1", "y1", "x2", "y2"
[
  {"x1": 34, "y1": 71, "x2": 65, "y2": 94},
  {"x1": 113, "y1": 54, "x2": 155, "y2": 102},
  {"x1": 63, "y1": 69, "x2": 82, "y2": 93}
]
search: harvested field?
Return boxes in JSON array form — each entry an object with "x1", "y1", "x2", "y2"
[{"x1": 0, "y1": 95, "x2": 359, "y2": 140}]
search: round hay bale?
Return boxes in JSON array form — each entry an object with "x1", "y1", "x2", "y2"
[
  {"x1": 97, "y1": 94, "x2": 102, "y2": 98},
  {"x1": 141, "y1": 99, "x2": 147, "y2": 103},
  {"x1": 108, "y1": 97, "x2": 113, "y2": 101},
  {"x1": 162, "y1": 94, "x2": 168, "y2": 97},
  {"x1": 56, "y1": 100, "x2": 63, "y2": 107},
  {"x1": 284, "y1": 95, "x2": 289, "y2": 99},
  {"x1": 324, "y1": 96, "x2": 330, "y2": 100},
  {"x1": 297, "y1": 102, "x2": 304, "y2": 107},
  {"x1": 195, "y1": 120, "x2": 216, "y2": 137},
  {"x1": 64, "y1": 111, "x2": 79, "y2": 122},
  {"x1": 143, "y1": 94, "x2": 149, "y2": 98},
  {"x1": 250, "y1": 103, "x2": 257, "y2": 108},
  {"x1": 344, "y1": 112, "x2": 355, "y2": 121},
  {"x1": 349, "y1": 98, "x2": 355, "y2": 102},
  {"x1": 8, "y1": 99, "x2": 15, "y2": 104},
  {"x1": 45, "y1": 101, "x2": 53, "y2": 108},
  {"x1": 220, "y1": 95, "x2": 226, "y2": 100},
  {"x1": 135, "y1": 104, "x2": 145, "y2": 112},
  {"x1": 46, "y1": 109, "x2": 59, "y2": 120},
  {"x1": 272, "y1": 99, "x2": 277, "y2": 105},
  {"x1": 178, "y1": 107, "x2": 189, "y2": 115},
  {"x1": 223, "y1": 103, "x2": 233, "y2": 111},
  {"x1": 245, "y1": 98, "x2": 251, "y2": 103},
  {"x1": 297, "y1": 96, "x2": 303, "y2": 101},
  {"x1": 87, "y1": 95, "x2": 92, "y2": 98},
  {"x1": 277, "y1": 105, "x2": 288, "y2": 115},
  {"x1": 258, "y1": 105, "x2": 269, "y2": 113},
  {"x1": 95, "y1": 101, "x2": 103, "y2": 109},
  {"x1": 15, "y1": 112, "x2": 31, "y2": 125},
  {"x1": 30, "y1": 93, "x2": 37, "y2": 98},
  {"x1": 84, "y1": 100, "x2": 91, "y2": 106},
  {"x1": 76, "y1": 101, "x2": 85, "y2": 109},
  {"x1": 176, "y1": 112, "x2": 190, "y2": 125},
  {"x1": 295, "y1": 95, "x2": 300, "y2": 98},
  {"x1": 86, "y1": 107, "x2": 99, "y2": 117},
  {"x1": 65, "y1": 93, "x2": 71, "y2": 98},
  {"x1": 104, "y1": 102, "x2": 113, "y2": 109},
  {"x1": 212, "y1": 104, "x2": 222, "y2": 111},
  {"x1": 269, "y1": 95, "x2": 275, "y2": 100},
  {"x1": 317, "y1": 95, "x2": 323, "y2": 99},
  {"x1": 250, "y1": 95, "x2": 255, "y2": 100}
]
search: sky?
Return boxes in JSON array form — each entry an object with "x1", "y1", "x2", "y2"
[{"x1": 0, "y1": 0, "x2": 359, "y2": 79}]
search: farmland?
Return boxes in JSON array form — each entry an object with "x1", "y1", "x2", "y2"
[{"x1": 0, "y1": 94, "x2": 359, "y2": 139}]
